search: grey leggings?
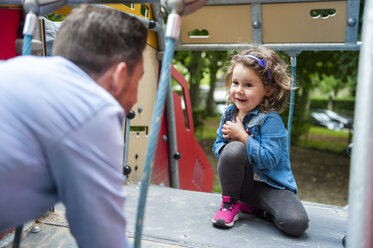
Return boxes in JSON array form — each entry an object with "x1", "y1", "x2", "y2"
[{"x1": 218, "y1": 141, "x2": 309, "y2": 236}]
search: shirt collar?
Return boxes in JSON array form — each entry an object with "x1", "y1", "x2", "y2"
[{"x1": 225, "y1": 104, "x2": 260, "y2": 120}]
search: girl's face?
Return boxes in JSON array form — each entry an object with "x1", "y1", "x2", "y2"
[{"x1": 230, "y1": 63, "x2": 271, "y2": 116}]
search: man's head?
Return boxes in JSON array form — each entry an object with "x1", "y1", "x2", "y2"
[{"x1": 53, "y1": 5, "x2": 147, "y2": 112}]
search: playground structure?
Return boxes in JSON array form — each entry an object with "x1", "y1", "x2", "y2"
[{"x1": 0, "y1": 0, "x2": 372, "y2": 247}]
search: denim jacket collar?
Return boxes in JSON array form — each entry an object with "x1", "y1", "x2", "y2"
[{"x1": 225, "y1": 104, "x2": 260, "y2": 122}]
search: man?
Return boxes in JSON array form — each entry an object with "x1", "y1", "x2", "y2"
[{"x1": 0, "y1": 5, "x2": 147, "y2": 247}]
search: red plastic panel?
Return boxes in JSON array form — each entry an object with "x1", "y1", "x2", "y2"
[
  {"x1": 0, "y1": 9, "x2": 20, "y2": 60},
  {"x1": 171, "y1": 66, "x2": 214, "y2": 192}
]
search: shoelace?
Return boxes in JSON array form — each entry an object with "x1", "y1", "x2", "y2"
[{"x1": 221, "y1": 201, "x2": 238, "y2": 211}]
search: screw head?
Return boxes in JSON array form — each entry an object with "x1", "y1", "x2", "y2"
[
  {"x1": 127, "y1": 110, "x2": 136, "y2": 119},
  {"x1": 123, "y1": 165, "x2": 132, "y2": 176},
  {"x1": 347, "y1": 17, "x2": 356, "y2": 26},
  {"x1": 252, "y1": 21, "x2": 261, "y2": 29},
  {"x1": 173, "y1": 152, "x2": 181, "y2": 160},
  {"x1": 30, "y1": 225, "x2": 42, "y2": 233}
]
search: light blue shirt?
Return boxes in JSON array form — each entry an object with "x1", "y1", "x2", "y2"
[
  {"x1": 212, "y1": 104, "x2": 297, "y2": 193},
  {"x1": 0, "y1": 56, "x2": 130, "y2": 247}
]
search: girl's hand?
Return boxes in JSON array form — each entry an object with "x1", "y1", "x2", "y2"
[{"x1": 222, "y1": 116, "x2": 249, "y2": 144}]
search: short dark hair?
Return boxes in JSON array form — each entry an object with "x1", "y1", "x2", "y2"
[{"x1": 53, "y1": 5, "x2": 147, "y2": 77}]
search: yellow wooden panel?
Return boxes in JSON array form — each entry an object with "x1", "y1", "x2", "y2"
[
  {"x1": 180, "y1": 5, "x2": 252, "y2": 44},
  {"x1": 53, "y1": 5, "x2": 72, "y2": 15},
  {"x1": 53, "y1": 4, "x2": 158, "y2": 49},
  {"x1": 0, "y1": 5, "x2": 22, "y2": 9},
  {"x1": 125, "y1": 45, "x2": 159, "y2": 183},
  {"x1": 262, "y1": 1, "x2": 347, "y2": 43},
  {"x1": 131, "y1": 45, "x2": 159, "y2": 127},
  {"x1": 127, "y1": 131, "x2": 148, "y2": 182},
  {"x1": 106, "y1": 4, "x2": 158, "y2": 49}
]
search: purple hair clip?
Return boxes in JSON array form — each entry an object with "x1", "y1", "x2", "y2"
[{"x1": 240, "y1": 54, "x2": 271, "y2": 80}]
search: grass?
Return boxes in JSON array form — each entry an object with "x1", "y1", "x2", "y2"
[
  {"x1": 307, "y1": 126, "x2": 350, "y2": 138},
  {"x1": 298, "y1": 126, "x2": 351, "y2": 154},
  {"x1": 195, "y1": 116, "x2": 221, "y2": 140}
]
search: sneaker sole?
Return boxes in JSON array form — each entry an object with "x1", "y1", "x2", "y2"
[{"x1": 212, "y1": 214, "x2": 239, "y2": 228}]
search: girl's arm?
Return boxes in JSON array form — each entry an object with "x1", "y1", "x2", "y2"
[
  {"x1": 246, "y1": 113, "x2": 288, "y2": 170},
  {"x1": 212, "y1": 114, "x2": 229, "y2": 159}
]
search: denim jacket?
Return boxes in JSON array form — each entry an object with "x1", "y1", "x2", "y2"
[{"x1": 212, "y1": 104, "x2": 297, "y2": 193}]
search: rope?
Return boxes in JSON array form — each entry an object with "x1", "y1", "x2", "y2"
[
  {"x1": 134, "y1": 37, "x2": 175, "y2": 248},
  {"x1": 22, "y1": 34, "x2": 33, "y2": 56},
  {"x1": 287, "y1": 56, "x2": 296, "y2": 153}
]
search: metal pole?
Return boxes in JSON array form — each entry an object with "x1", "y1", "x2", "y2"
[
  {"x1": 134, "y1": 11, "x2": 180, "y2": 248},
  {"x1": 123, "y1": 110, "x2": 135, "y2": 175},
  {"x1": 287, "y1": 56, "x2": 296, "y2": 152},
  {"x1": 166, "y1": 81, "x2": 180, "y2": 188},
  {"x1": 347, "y1": 0, "x2": 373, "y2": 247},
  {"x1": 285, "y1": 50, "x2": 300, "y2": 153}
]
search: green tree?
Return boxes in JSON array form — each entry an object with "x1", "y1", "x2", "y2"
[
  {"x1": 173, "y1": 51, "x2": 205, "y2": 109},
  {"x1": 205, "y1": 51, "x2": 230, "y2": 116}
]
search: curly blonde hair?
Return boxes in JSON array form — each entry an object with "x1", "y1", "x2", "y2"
[{"x1": 225, "y1": 46, "x2": 293, "y2": 113}]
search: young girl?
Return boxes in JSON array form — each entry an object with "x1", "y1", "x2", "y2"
[{"x1": 212, "y1": 47, "x2": 309, "y2": 236}]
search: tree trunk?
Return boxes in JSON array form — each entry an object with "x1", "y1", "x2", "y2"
[
  {"x1": 188, "y1": 52, "x2": 203, "y2": 109},
  {"x1": 206, "y1": 53, "x2": 218, "y2": 116}
]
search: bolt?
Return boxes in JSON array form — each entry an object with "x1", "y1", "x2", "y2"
[
  {"x1": 30, "y1": 225, "x2": 42, "y2": 233},
  {"x1": 173, "y1": 152, "x2": 181, "y2": 160},
  {"x1": 347, "y1": 17, "x2": 356, "y2": 26},
  {"x1": 252, "y1": 20, "x2": 261, "y2": 29},
  {"x1": 123, "y1": 165, "x2": 132, "y2": 176},
  {"x1": 127, "y1": 110, "x2": 136, "y2": 119}
]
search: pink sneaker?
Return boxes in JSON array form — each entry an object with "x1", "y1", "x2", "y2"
[
  {"x1": 212, "y1": 196, "x2": 240, "y2": 227},
  {"x1": 239, "y1": 202, "x2": 260, "y2": 214},
  {"x1": 240, "y1": 202, "x2": 266, "y2": 218}
]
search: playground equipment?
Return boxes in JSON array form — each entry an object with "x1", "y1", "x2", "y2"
[{"x1": 0, "y1": 0, "x2": 372, "y2": 247}]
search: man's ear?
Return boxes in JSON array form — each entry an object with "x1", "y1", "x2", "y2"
[
  {"x1": 111, "y1": 62, "x2": 127, "y2": 96},
  {"x1": 264, "y1": 86, "x2": 272, "y2": 96}
]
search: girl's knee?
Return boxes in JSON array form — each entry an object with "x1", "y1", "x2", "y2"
[
  {"x1": 220, "y1": 141, "x2": 246, "y2": 160},
  {"x1": 275, "y1": 212, "x2": 309, "y2": 236}
]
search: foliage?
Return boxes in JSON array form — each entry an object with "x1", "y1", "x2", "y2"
[
  {"x1": 195, "y1": 116, "x2": 221, "y2": 140},
  {"x1": 204, "y1": 51, "x2": 231, "y2": 116},
  {"x1": 174, "y1": 50, "x2": 232, "y2": 129},
  {"x1": 310, "y1": 98, "x2": 355, "y2": 116},
  {"x1": 289, "y1": 50, "x2": 359, "y2": 144},
  {"x1": 47, "y1": 14, "x2": 65, "y2": 22},
  {"x1": 173, "y1": 51, "x2": 206, "y2": 109}
]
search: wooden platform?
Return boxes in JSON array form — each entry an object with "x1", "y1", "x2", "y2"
[{"x1": 3, "y1": 184, "x2": 347, "y2": 247}]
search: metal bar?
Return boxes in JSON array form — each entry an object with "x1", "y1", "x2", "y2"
[
  {"x1": 166, "y1": 81, "x2": 180, "y2": 189},
  {"x1": 205, "y1": 0, "x2": 346, "y2": 6},
  {"x1": 346, "y1": 0, "x2": 373, "y2": 247},
  {"x1": 345, "y1": 0, "x2": 360, "y2": 44},
  {"x1": 251, "y1": 3, "x2": 262, "y2": 44},
  {"x1": 287, "y1": 55, "x2": 297, "y2": 153},
  {"x1": 123, "y1": 118, "x2": 131, "y2": 169},
  {"x1": 152, "y1": 3, "x2": 166, "y2": 51},
  {"x1": 134, "y1": 12, "x2": 180, "y2": 248},
  {"x1": 175, "y1": 42, "x2": 362, "y2": 51}
]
